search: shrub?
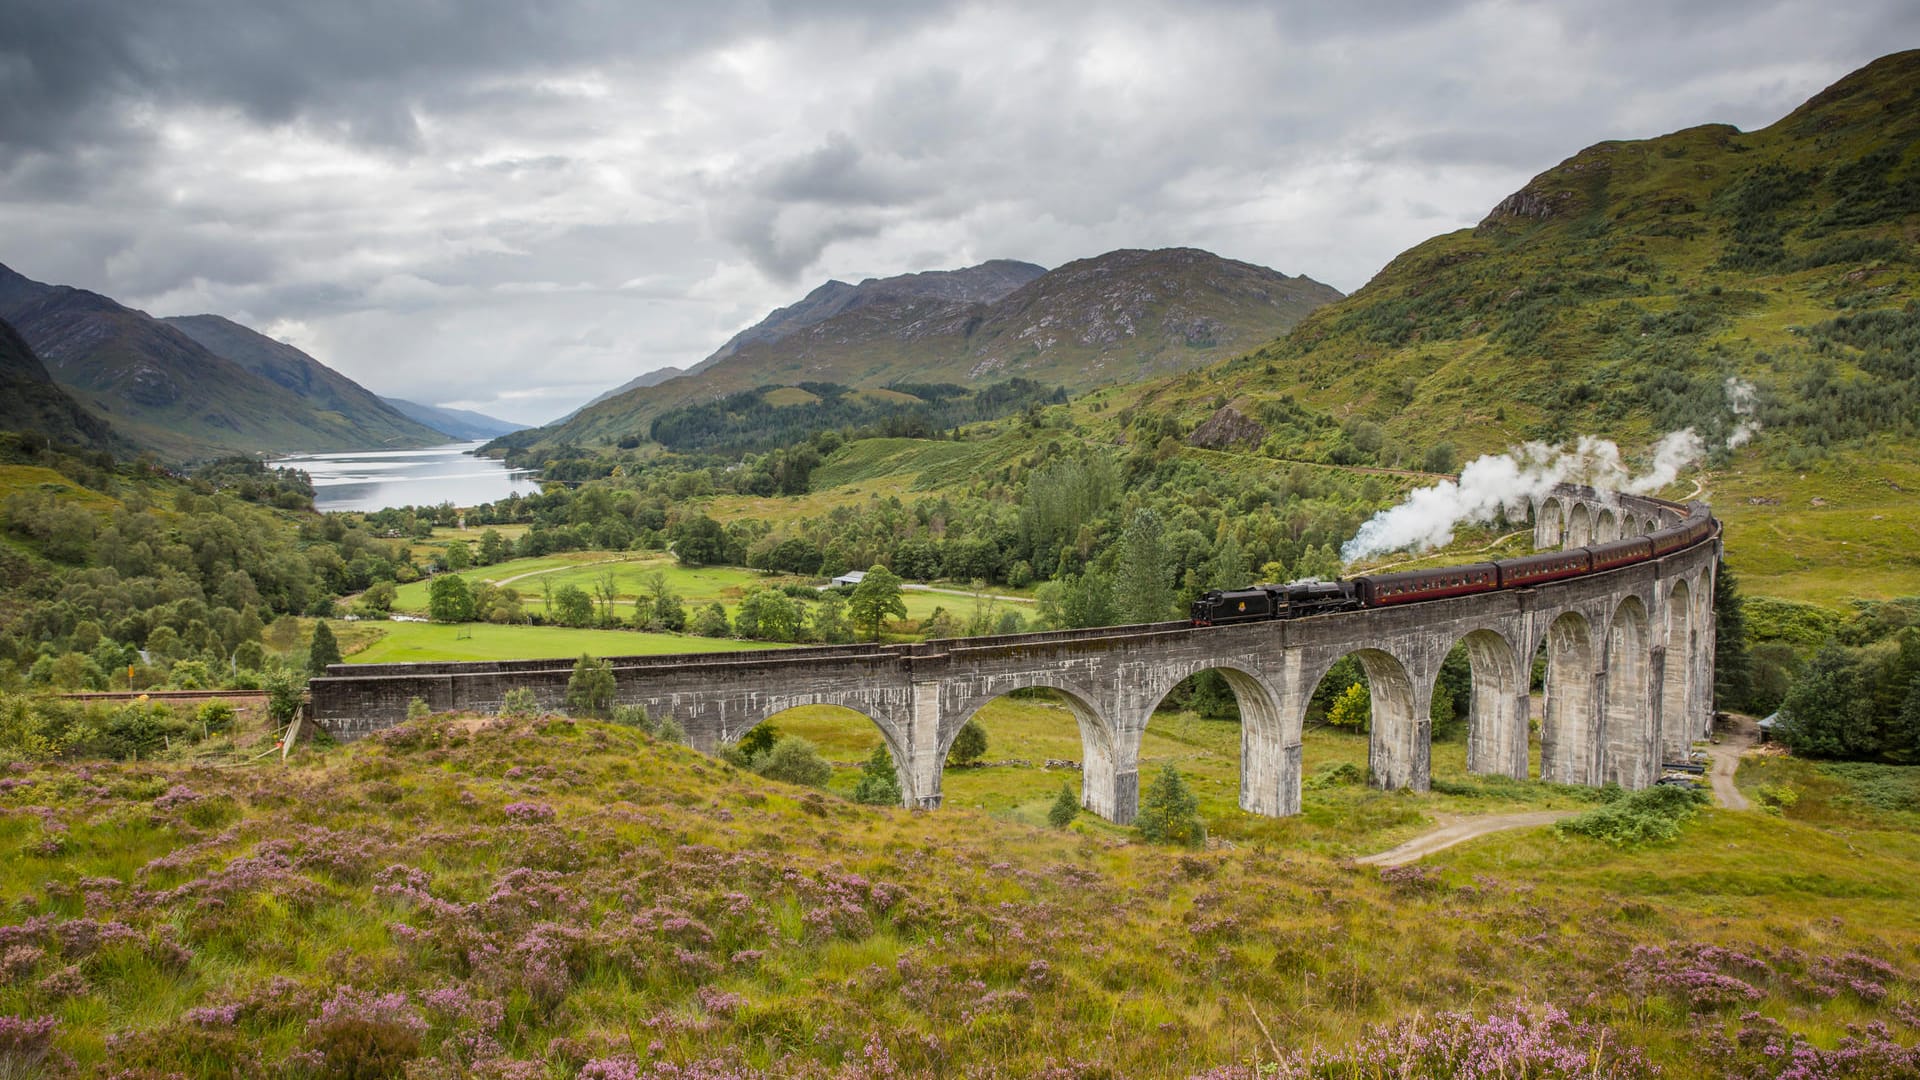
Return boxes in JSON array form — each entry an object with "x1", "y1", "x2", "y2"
[
  {"x1": 851, "y1": 744, "x2": 903, "y2": 806},
  {"x1": 303, "y1": 986, "x2": 427, "y2": 1079},
  {"x1": 1556, "y1": 784, "x2": 1708, "y2": 846},
  {"x1": 756, "y1": 736, "x2": 833, "y2": 788},
  {"x1": 1136, "y1": 764, "x2": 1205, "y2": 848},
  {"x1": 196, "y1": 701, "x2": 236, "y2": 734},
  {"x1": 1048, "y1": 784, "x2": 1079, "y2": 827},
  {"x1": 405, "y1": 697, "x2": 431, "y2": 722},
  {"x1": 500, "y1": 687, "x2": 539, "y2": 718},
  {"x1": 947, "y1": 718, "x2": 988, "y2": 765},
  {"x1": 565, "y1": 655, "x2": 616, "y2": 718},
  {"x1": 737, "y1": 723, "x2": 780, "y2": 760},
  {"x1": 1329, "y1": 681, "x2": 1371, "y2": 730},
  {"x1": 1755, "y1": 783, "x2": 1799, "y2": 813},
  {"x1": 655, "y1": 715, "x2": 687, "y2": 744},
  {"x1": 610, "y1": 703, "x2": 654, "y2": 732}
]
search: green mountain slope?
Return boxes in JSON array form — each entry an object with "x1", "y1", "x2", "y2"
[
  {"x1": 1103, "y1": 50, "x2": 1920, "y2": 602},
  {"x1": 164, "y1": 314, "x2": 448, "y2": 446},
  {"x1": 497, "y1": 248, "x2": 1341, "y2": 454},
  {"x1": 0, "y1": 315, "x2": 122, "y2": 452},
  {"x1": 0, "y1": 264, "x2": 444, "y2": 461}
]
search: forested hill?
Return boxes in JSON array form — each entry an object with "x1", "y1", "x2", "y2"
[
  {"x1": 492, "y1": 248, "x2": 1340, "y2": 456},
  {"x1": 0, "y1": 315, "x2": 122, "y2": 453},
  {"x1": 0, "y1": 263, "x2": 446, "y2": 461},
  {"x1": 1098, "y1": 50, "x2": 1920, "y2": 601}
]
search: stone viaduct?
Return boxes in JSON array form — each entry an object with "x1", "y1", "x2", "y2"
[{"x1": 310, "y1": 485, "x2": 1719, "y2": 825}]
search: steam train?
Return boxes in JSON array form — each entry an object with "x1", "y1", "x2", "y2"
[{"x1": 1189, "y1": 503, "x2": 1715, "y2": 626}]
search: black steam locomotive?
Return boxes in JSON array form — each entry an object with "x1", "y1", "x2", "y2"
[{"x1": 1190, "y1": 503, "x2": 1715, "y2": 626}]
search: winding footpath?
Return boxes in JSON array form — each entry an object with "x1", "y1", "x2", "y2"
[{"x1": 1357, "y1": 716, "x2": 1757, "y2": 868}]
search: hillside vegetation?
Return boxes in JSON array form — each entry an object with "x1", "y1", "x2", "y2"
[
  {"x1": 0, "y1": 711, "x2": 1915, "y2": 1076},
  {"x1": 1079, "y1": 50, "x2": 1920, "y2": 601}
]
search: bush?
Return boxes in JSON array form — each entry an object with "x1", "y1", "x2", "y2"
[
  {"x1": 655, "y1": 715, "x2": 687, "y2": 744},
  {"x1": 1048, "y1": 784, "x2": 1079, "y2": 827},
  {"x1": 405, "y1": 697, "x2": 431, "y2": 722},
  {"x1": 303, "y1": 987, "x2": 427, "y2": 1079},
  {"x1": 610, "y1": 703, "x2": 654, "y2": 732},
  {"x1": 1136, "y1": 764, "x2": 1206, "y2": 848},
  {"x1": 500, "y1": 687, "x2": 539, "y2": 718},
  {"x1": 756, "y1": 736, "x2": 833, "y2": 788},
  {"x1": 565, "y1": 655, "x2": 616, "y2": 718},
  {"x1": 1755, "y1": 783, "x2": 1799, "y2": 814},
  {"x1": 851, "y1": 744, "x2": 903, "y2": 806},
  {"x1": 1556, "y1": 784, "x2": 1708, "y2": 846},
  {"x1": 947, "y1": 718, "x2": 988, "y2": 765},
  {"x1": 737, "y1": 723, "x2": 781, "y2": 760},
  {"x1": 196, "y1": 701, "x2": 235, "y2": 734}
]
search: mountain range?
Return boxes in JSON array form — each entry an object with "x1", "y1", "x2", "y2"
[
  {"x1": 0, "y1": 264, "x2": 521, "y2": 462},
  {"x1": 499, "y1": 248, "x2": 1341, "y2": 453}
]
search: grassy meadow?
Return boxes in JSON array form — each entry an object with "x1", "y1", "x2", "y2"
[
  {"x1": 1, "y1": 704, "x2": 1915, "y2": 1077},
  {"x1": 333, "y1": 620, "x2": 782, "y2": 664}
]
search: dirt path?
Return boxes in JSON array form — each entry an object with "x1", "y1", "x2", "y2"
[
  {"x1": 900, "y1": 583, "x2": 1035, "y2": 604},
  {"x1": 1707, "y1": 714, "x2": 1758, "y2": 810},
  {"x1": 1355, "y1": 810, "x2": 1578, "y2": 868}
]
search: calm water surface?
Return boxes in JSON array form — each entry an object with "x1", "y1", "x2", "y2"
[{"x1": 274, "y1": 442, "x2": 543, "y2": 512}]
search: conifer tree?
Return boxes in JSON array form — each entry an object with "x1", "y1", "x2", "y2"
[{"x1": 306, "y1": 621, "x2": 342, "y2": 676}]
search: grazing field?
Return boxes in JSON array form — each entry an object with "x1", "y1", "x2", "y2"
[{"x1": 336, "y1": 620, "x2": 781, "y2": 664}]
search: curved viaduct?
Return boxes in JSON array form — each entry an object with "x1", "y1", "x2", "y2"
[{"x1": 310, "y1": 485, "x2": 1719, "y2": 825}]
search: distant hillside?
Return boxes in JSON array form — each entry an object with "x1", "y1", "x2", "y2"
[
  {"x1": 165, "y1": 314, "x2": 446, "y2": 445},
  {"x1": 1111, "y1": 49, "x2": 1920, "y2": 602},
  {"x1": 382, "y1": 397, "x2": 526, "y2": 440},
  {"x1": 0, "y1": 315, "x2": 121, "y2": 452},
  {"x1": 496, "y1": 249, "x2": 1338, "y2": 454},
  {"x1": 0, "y1": 263, "x2": 444, "y2": 461},
  {"x1": 568, "y1": 365, "x2": 687, "y2": 421}
]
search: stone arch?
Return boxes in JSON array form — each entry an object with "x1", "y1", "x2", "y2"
[
  {"x1": 1536, "y1": 497, "x2": 1565, "y2": 549},
  {"x1": 1302, "y1": 648, "x2": 1424, "y2": 792},
  {"x1": 1640, "y1": 515, "x2": 1658, "y2": 536},
  {"x1": 946, "y1": 678, "x2": 1125, "y2": 821},
  {"x1": 745, "y1": 696, "x2": 913, "y2": 804},
  {"x1": 1602, "y1": 595, "x2": 1654, "y2": 788},
  {"x1": 1539, "y1": 611, "x2": 1597, "y2": 785},
  {"x1": 1144, "y1": 662, "x2": 1290, "y2": 818},
  {"x1": 1594, "y1": 507, "x2": 1618, "y2": 543},
  {"x1": 1565, "y1": 503, "x2": 1593, "y2": 548},
  {"x1": 1454, "y1": 628, "x2": 1528, "y2": 780},
  {"x1": 1660, "y1": 578, "x2": 1696, "y2": 761}
]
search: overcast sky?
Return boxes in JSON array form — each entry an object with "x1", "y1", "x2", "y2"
[{"x1": 2, "y1": 1, "x2": 1913, "y2": 424}]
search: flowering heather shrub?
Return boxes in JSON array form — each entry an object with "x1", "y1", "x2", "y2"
[
  {"x1": 502, "y1": 800, "x2": 556, "y2": 823},
  {"x1": 1251, "y1": 1004, "x2": 1656, "y2": 1079},
  {"x1": 305, "y1": 986, "x2": 429, "y2": 1078}
]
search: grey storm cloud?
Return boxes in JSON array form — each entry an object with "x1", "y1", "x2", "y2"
[{"x1": 1, "y1": 0, "x2": 1916, "y2": 424}]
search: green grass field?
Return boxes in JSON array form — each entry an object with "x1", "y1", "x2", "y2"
[{"x1": 336, "y1": 619, "x2": 782, "y2": 663}]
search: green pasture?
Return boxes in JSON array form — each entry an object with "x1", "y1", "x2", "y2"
[
  {"x1": 765, "y1": 696, "x2": 1582, "y2": 857},
  {"x1": 335, "y1": 619, "x2": 781, "y2": 664}
]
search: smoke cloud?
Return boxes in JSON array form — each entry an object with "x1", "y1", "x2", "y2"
[
  {"x1": 1338, "y1": 376, "x2": 1763, "y2": 563},
  {"x1": 1724, "y1": 376, "x2": 1761, "y2": 448}
]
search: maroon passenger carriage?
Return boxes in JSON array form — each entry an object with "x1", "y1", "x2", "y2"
[{"x1": 1189, "y1": 500, "x2": 1716, "y2": 625}]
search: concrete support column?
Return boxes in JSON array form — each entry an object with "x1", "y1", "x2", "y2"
[
  {"x1": 1367, "y1": 658, "x2": 1429, "y2": 792},
  {"x1": 1648, "y1": 645, "x2": 1669, "y2": 771},
  {"x1": 904, "y1": 681, "x2": 945, "y2": 809},
  {"x1": 1082, "y1": 727, "x2": 1141, "y2": 824}
]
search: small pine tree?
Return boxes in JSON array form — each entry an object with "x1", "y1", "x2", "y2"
[
  {"x1": 406, "y1": 696, "x2": 431, "y2": 721},
  {"x1": 1048, "y1": 784, "x2": 1079, "y2": 828},
  {"x1": 307, "y1": 621, "x2": 342, "y2": 676},
  {"x1": 565, "y1": 654, "x2": 616, "y2": 718},
  {"x1": 947, "y1": 718, "x2": 989, "y2": 765},
  {"x1": 1135, "y1": 764, "x2": 1205, "y2": 849},
  {"x1": 851, "y1": 744, "x2": 904, "y2": 806}
]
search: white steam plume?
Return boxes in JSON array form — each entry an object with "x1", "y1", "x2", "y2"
[
  {"x1": 1339, "y1": 432, "x2": 1702, "y2": 563},
  {"x1": 1337, "y1": 376, "x2": 1759, "y2": 563},
  {"x1": 1724, "y1": 376, "x2": 1760, "y2": 448}
]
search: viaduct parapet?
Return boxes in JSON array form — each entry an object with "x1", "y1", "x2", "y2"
[{"x1": 311, "y1": 485, "x2": 1719, "y2": 824}]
